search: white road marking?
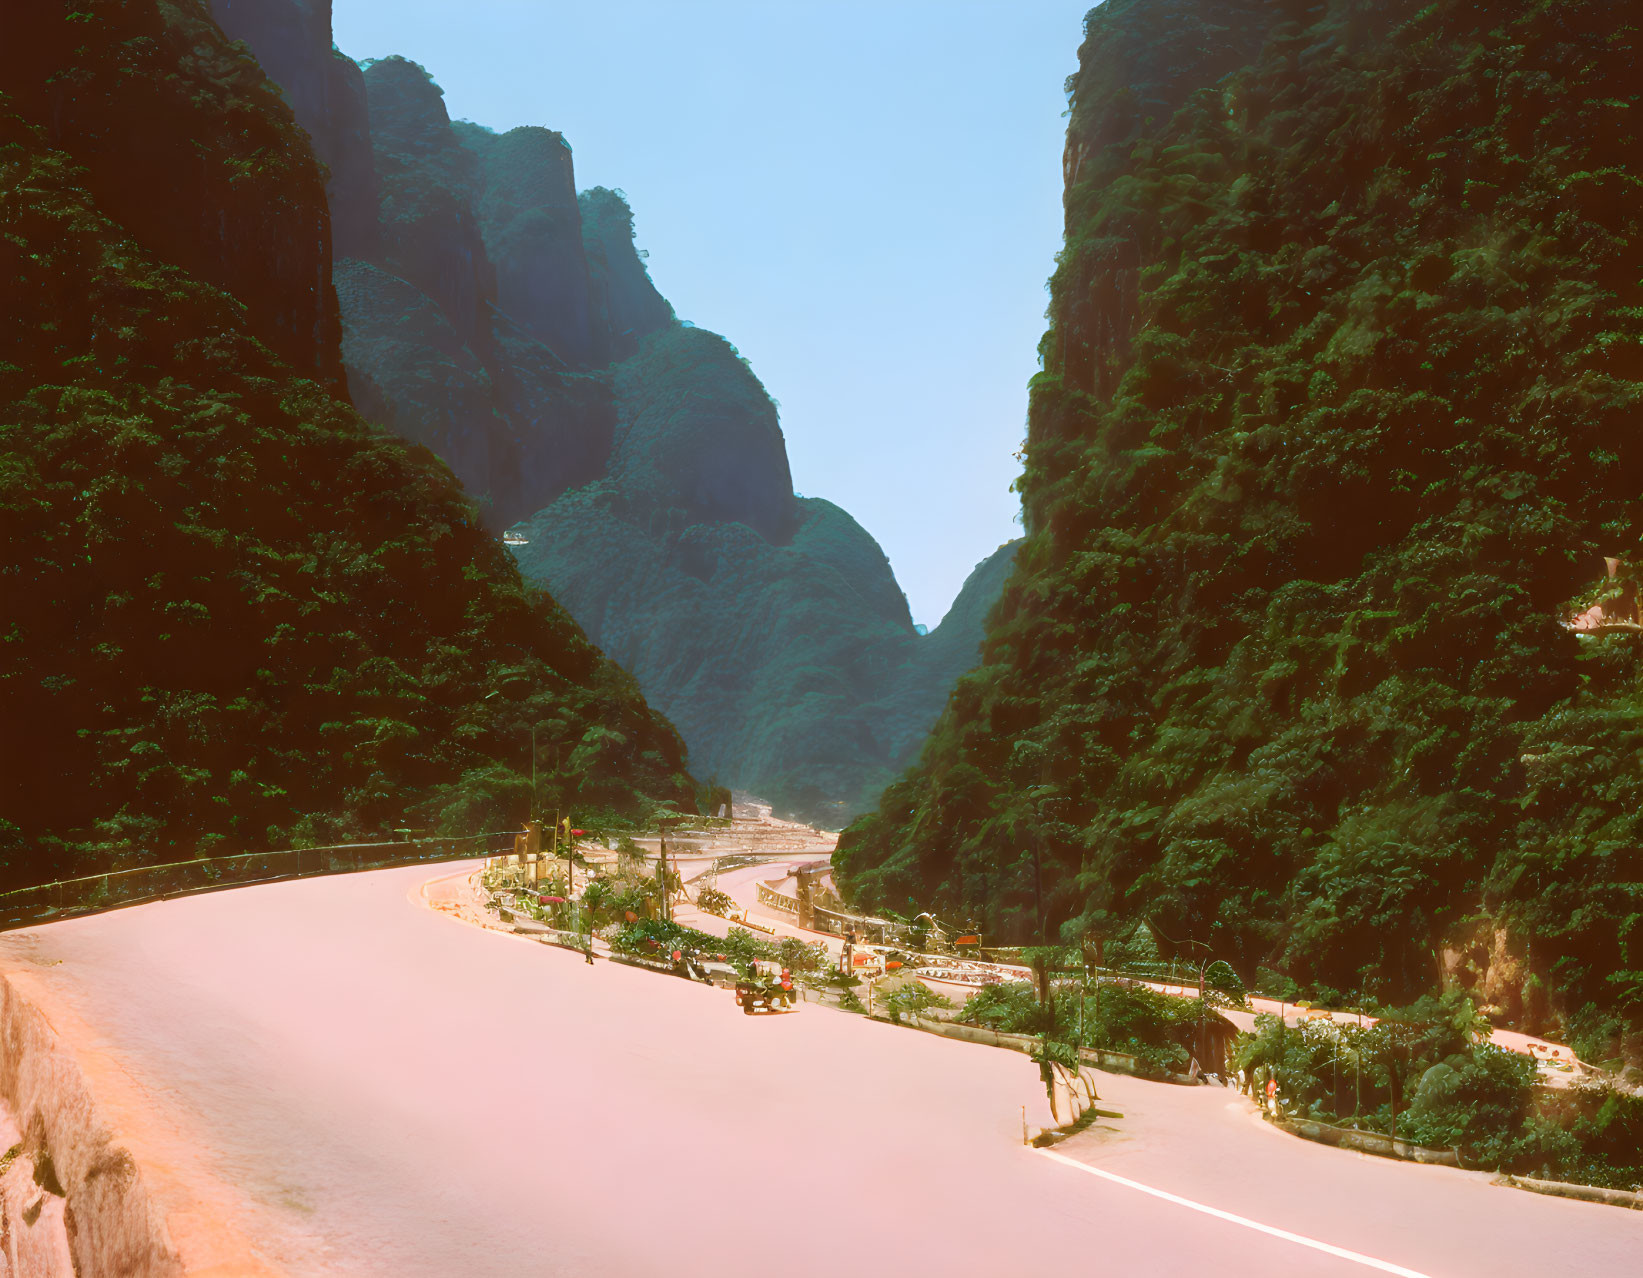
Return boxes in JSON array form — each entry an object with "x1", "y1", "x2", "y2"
[{"x1": 1037, "y1": 1148, "x2": 1436, "y2": 1277}]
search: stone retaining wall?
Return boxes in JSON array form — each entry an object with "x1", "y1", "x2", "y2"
[{"x1": 0, "y1": 970, "x2": 184, "y2": 1276}]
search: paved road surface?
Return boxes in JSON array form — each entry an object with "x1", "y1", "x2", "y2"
[{"x1": 0, "y1": 865, "x2": 1636, "y2": 1276}]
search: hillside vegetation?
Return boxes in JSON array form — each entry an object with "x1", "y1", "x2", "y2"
[
  {"x1": 839, "y1": 0, "x2": 1643, "y2": 1054},
  {"x1": 0, "y1": 2, "x2": 693, "y2": 887}
]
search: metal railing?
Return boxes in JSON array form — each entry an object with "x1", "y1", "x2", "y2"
[{"x1": 0, "y1": 831, "x2": 523, "y2": 932}]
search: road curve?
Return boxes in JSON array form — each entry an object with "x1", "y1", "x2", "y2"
[{"x1": 0, "y1": 864, "x2": 1634, "y2": 1276}]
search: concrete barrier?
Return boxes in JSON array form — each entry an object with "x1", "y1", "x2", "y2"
[
  {"x1": 1493, "y1": 1173, "x2": 1643, "y2": 1211},
  {"x1": 894, "y1": 1015, "x2": 1193, "y2": 1083},
  {"x1": 608, "y1": 952, "x2": 685, "y2": 976},
  {"x1": 1270, "y1": 1115, "x2": 1458, "y2": 1166}
]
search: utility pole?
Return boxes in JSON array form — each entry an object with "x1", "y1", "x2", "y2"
[
  {"x1": 1279, "y1": 998, "x2": 1287, "y2": 1097},
  {"x1": 562, "y1": 814, "x2": 572, "y2": 897},
  {"x1": 1389, "y1": 1026, "x2": 1400, "y2": 1147},
  {"x1": 1078, "y1": 950, "x2": 1088, "y2": 1048},
  {"x1": 1355, "y1": 993, "x2": 1363, "y2": 1120},
  {"x1": 1197, "y1": 957, "x2": 1206, "y2": 1071},
  {"x1": 656, "y1": 816, "x2": 684, "y2": 923},
  {"x1": 658, "y1": 824, "x2": 669, "y2": 922}
]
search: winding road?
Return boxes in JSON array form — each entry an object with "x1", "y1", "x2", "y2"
[{"x1": 0, "y1": 861, "x2": 1635, "y2": 1276}]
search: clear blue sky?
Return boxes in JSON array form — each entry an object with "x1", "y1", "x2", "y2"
[{"x1": 332, "y1": 0, "x2": 1093, "y2": 628}]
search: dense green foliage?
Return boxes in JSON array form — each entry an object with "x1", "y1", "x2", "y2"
[
  {"x1": 0, "y1": 7, "x2": 693, "y2": 885},
  {"x1": 1, "y1": 0, "x2": 343, "y2": 385},
  {"x1": 606, "y1": 916, "x2": 826, "y2": 980},
  {"x1": 960, "y1": 979, "x2": 1206, "y2": 1077},
  {"x1": 1238, "y1": 991, "x2": 1643, "y2": 1188},
  {"x1": 839, "y1": 0, "x2": 1643, "y2": 1052},
  {"x1": 880, "y1": 978, "x2": 953, "y2": 1026}
]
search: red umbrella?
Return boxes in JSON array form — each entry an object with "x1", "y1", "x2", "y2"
[
  {"x1": 538, "y1": 895, "x2": 567, "y2": 904},
  {"x1": 570, "y1": 829, "x2": 585, "y2": 837}
]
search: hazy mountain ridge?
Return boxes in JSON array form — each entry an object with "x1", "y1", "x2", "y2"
[
  {"x1": 0, "y1": 0, "x2": 694, "y2": 882},
  {"x1": 514, "y1": 480, "x2": 1020, "y2": 825},
  {"x1": 838, "y1": 0, "x2": 1643, "y2": 1051},
  {"x1": 212, "y1": 3, "x2": 1019, "y2": 824}
]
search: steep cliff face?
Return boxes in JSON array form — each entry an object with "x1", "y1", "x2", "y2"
[
  {"x1": 2, "y1": 0, "x2": 342, "y2": 387},
  {"x1": 335, "y1": 258, "x2": 507, "y2": 499},
  {"x1": 838, "y1": 0, "x2": 1643, "y2": 1041},
  {"x1": 858, "y1": 539, "x2": 1020, "y2": 769},
  {"x1": 0, "y1": 0, "x2": 693, "y2": 884},
  {"x1": 608, "y1": 327, "x2": 797, "y2": 543},
  {"x1": 304, "y1": 58, "x2": 619, "y2": 530},
  {"x1": 581, "y1": 186, "x2": 676, "y2": 362},
  {"x1": 208, "y1": 0, "x2": 379, "y2": 258},
  {"x1": 463, "y1": 124, "x2": 600, "y2": 367},
  {"x1": 363, "y1": 57, "x2": 496, "y2": 352},
  {"x1": 789, "y1": 499, "x2": 916, "y2": 632}
]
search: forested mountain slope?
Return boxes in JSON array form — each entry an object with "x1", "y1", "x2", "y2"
[
  {"x1": 514, "y1": 474, "x2": 1020, "y2": 825},
  {"x1": 0, "y1": 1, "x2": 693, "y2": 886},
  {"x1": 838, "y1": 0, "x2": 1643, "y2": 1049},
  {"x1": 211, "y1": 3, "x2": 1018, "y2": 825}
]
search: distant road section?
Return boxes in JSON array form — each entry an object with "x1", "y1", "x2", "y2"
[{"x1": 0, "y1": 866, "x2": 1635, "y2": 1276}]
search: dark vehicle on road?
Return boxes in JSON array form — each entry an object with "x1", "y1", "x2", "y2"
[{"x1": 734, "y1": 968, "x2": 797, "y2": 1015}]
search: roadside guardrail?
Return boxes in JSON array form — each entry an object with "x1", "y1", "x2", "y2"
[{"x1": 0, "y1": 831, "x2": 523, "y2": 932}]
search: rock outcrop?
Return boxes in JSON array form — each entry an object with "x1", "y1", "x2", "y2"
[
  {"x1": 606, "y1": 327, "x2": 797, "y2": 544},
  {"x1": 363, "y1": 56, "x2": 496, "y2": 353},
  {"x1": 208, "y1": 0, "x2": 379, "y2": 259},
  {"x1": 462, "y1": 124, "x2": 600, "y2": 367},
  {"x1": 580, "y1": 186, "x2": 675, "y2": 362}
]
